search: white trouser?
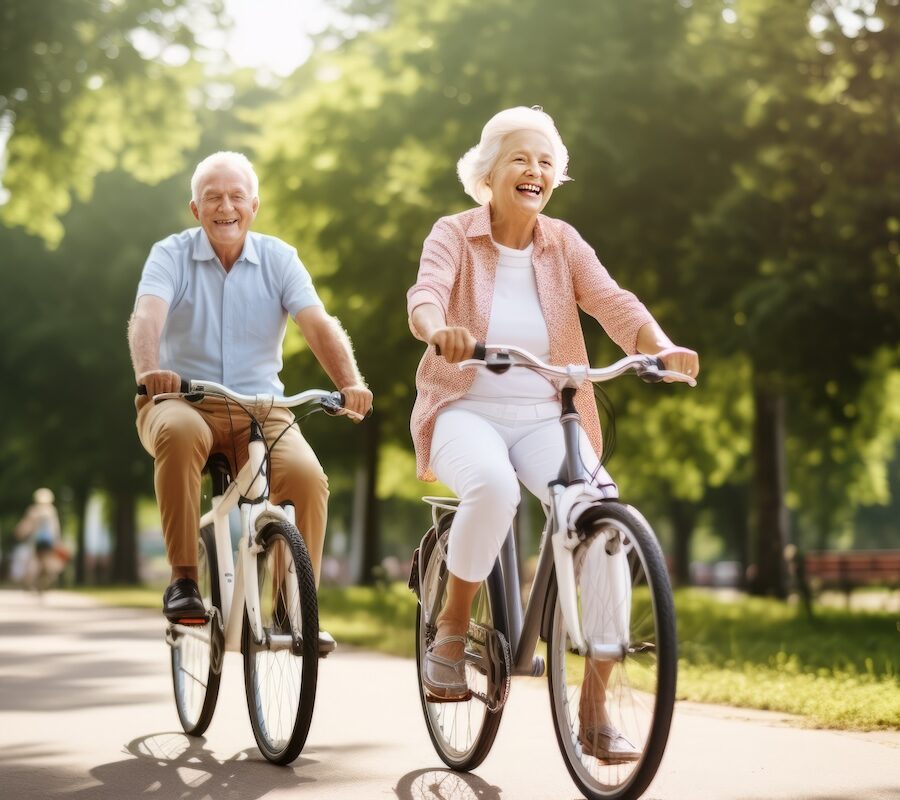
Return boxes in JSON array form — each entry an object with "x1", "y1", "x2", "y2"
[{"x1": 430, "y1": 398, "x2": 615, "y2": 582}]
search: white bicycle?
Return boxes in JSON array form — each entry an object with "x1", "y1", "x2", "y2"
[{"x1": 142, "y1": 379, "x2": 356, "y2": 764}]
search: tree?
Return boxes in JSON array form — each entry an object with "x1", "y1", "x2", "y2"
[
  {"x1": 0, "y1": 0, "x2": 223, "y2": 244},
  {"x1": 682, "y1": 0, "x2": 900, "y2": 594}
]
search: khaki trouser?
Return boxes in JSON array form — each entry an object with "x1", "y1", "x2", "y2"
[{"x1": 136, "y1": 396, "x2": 329, "y2": 585}]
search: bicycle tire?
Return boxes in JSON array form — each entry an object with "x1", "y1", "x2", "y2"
[
  {"x1": 415, "y1": 516, "x2": 508, "y2": 771},
  {"x1": 242, "y1": 519, "x2": 319, "y2": 765},
  {"x1": 170, "y1": 524, "x2": 222, "y2": 736},
  {"x1": 546, "y1": 501, "x2": 676, "y2": 800}
]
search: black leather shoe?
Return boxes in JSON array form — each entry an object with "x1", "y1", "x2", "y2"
[{"x1": 163, "y1": 578, "x2": 207, "y2": 624}]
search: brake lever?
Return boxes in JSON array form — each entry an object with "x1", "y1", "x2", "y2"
[{"x1": 656, "y1": 369, "x2": 697, "y2": 387}]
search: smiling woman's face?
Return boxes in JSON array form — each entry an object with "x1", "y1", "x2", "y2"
[
  {"x1": 190, "y1": 164, "x2": 259, "y2": 255},
  {"x1": 488, "y1": 129, "x2": 557, "y2": 219}
]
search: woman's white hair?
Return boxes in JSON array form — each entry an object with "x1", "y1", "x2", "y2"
[
  {"x1": 190, "y1": 151, "x2": 259, "y2": 202},
  {"x1": 457, "y1": 106, "x2": 570, "y2": 205}
]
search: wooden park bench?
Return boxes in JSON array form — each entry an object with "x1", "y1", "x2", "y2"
[{"x1": 803, "y1": 549, "x2": 900, "y2": 598}]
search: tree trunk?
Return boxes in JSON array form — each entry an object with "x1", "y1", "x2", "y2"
[
  {"x1": 359, "y1": 413, "x2": 381, "y2": 585},
  {"x1": 723, "y1": 483, "x2": 750, "y2": 590},
  {"x1": 73, "y1": 484, "x2": 89, "y2": 585},
  {"x1": 111, "y1": 490, "x2": 139, "y2": 584},
  {"x1": 749, "y1": 374, "x2": 789, "y2": 598},
  {"x1": 669, "y1": 498, "x2": 697, "y2": 587}
]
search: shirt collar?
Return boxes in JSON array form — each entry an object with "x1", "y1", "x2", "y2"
[
  {"x1": 192, "y1": 228, "x2": 260, "y2": 265},
  {"x1": 465, "y1": 203, "x2": 547, "y2": 252}
]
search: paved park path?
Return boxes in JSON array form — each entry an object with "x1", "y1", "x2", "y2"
[{"x1": 1, "y1": 589, "x2": 898, "y2": 800}]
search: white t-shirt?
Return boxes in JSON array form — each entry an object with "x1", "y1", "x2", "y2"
[{"x1": 466, "y1": 240, "x2": 557, "y2": 402}]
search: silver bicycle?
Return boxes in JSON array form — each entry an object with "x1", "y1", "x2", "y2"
[
  {"x1": 145, "y1": 379, "x2": 355, "y2": 764},
  {"x1": 410, "y1": 344, "x2": 694, "y2": 800}
]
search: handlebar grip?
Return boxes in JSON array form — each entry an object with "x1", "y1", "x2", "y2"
[
  {"x1": 136, "y1": 379, "x2": 191, "y2": 395},
  {"x1": 325, "y1": 392, "x2": 374, "y2": 418},
  {"x1": 341, "y1": 392, "x2": 375, "y2": 417},
  {"x1": 434, "y1": 341, "x2": 486, "y2": 360}
]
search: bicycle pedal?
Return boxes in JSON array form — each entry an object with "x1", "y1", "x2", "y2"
[
  {"x1": 425, "y1": 690, "x2": 473, "y2": 704},
  {"x1": 172, "y1": 616, "x2": 209, "y2": 626},
  {"x1": 317, "y1": 632, "x2": 337, "y2": 657}
]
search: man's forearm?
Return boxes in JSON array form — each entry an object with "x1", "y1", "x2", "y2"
[
  {"x1": 306, "y1": 315, "x2": 365, "y2": 389},
  {"x1": 128, "y1": 313, "x2": 162, "y2": 380}
]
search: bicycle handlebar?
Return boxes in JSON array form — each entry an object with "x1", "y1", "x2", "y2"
[
  {"x1": 136, "y1": 379, "x2": 365, "y2": 416},
  {"x1": 456, "y1": 343, "x2": 697, "y2": 387}
]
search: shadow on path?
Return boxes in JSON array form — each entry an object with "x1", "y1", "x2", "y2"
[
  {"x1": 394, "y1": 767, "x2": 503, "y2": 800},
  {"x1": 0, "y1": 603, "x2": 163, "y2": 711},
  {"x1": 43, "y1": 732, "x2": 315, "y2": 799},
  {"x1": 737, "y1": 793, "x2": 900, "y2": 800}
]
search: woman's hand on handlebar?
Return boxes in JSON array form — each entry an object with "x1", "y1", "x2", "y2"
[
  {"x1": 430, "y1": 326, "x2": 477, "y2": 363},
  {"x1": 339, "y1": 383, "x2": 374, "y2": 422},
  {"x1": 654, "y1": 346, "x2": 700, "y2": 383},
  {"x1": 137, "y1": 369, "x2": 182, "y2": 397}
]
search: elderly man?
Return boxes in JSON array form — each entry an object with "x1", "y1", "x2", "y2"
[{"x1": 128, "y1": 151, "x2": 372, "y2": 631}]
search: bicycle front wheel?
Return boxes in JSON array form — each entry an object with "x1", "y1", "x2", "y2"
[
  {"x1": 415, "y1": 525, "x2": 508, "y2": 771},
  {"x1": 170, "y1": 524, "x2": 222, "y2": 736},
  {"x1": 547, "y1": 502, "x2": 676, "y2": 800},
  {"x1": 242, "y1": 519, "x2": 318, "y2": 764}
]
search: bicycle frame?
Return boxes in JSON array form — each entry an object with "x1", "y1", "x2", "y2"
[{"x1": 167, "y1": 419, "x2": 298, "y2": 656}]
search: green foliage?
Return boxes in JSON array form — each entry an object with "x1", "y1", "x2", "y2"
[{"x1": 0, "y1": 0, "x2": 222, "y2": 244}]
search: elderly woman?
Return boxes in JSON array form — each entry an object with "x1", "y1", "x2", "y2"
[{"x1": 407, "y1": 106, "x2": 699, "y2": 760}]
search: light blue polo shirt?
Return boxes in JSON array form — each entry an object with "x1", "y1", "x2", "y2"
[{"x1": 135, "y1": 227, "x2": 323, "y2": 396}]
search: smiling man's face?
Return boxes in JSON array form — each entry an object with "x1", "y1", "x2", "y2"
[{"x1": 190, "y1": 163, "x2": 259, "y2": 260}]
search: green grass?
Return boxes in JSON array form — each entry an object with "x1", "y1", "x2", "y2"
[
  {"x1": 674, "y1": 588, "x2": 900, "y2": 730},
  {"x1": 69, "y1": 583, "x2": 899, "y2": 730}
]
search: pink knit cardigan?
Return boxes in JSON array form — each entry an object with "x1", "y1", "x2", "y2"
[{"x1": 407, "y1": 203, "x2": 656, "y2": 481}]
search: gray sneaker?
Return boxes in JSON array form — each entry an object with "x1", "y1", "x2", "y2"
[
  {"x1": 422, "y1": 635, "x2": 470, "y2": 702},
  {"x1": 579, "y1": 724, "x2": 642, "y2": 764}
]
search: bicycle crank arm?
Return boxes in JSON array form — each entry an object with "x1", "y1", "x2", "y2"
[{"x1": 266, "y1": 632, "x2": 303, "y2": 656}]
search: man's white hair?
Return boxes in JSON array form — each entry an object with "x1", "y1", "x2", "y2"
[
  {"x1": 457, "y1": 106, "x2": 571, "y2": 205},
  {"x1": 190, "y1": 151, "x2": 259, "y2": 202}
]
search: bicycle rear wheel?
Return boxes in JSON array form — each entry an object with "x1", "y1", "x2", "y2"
[
  {"x1": 170, "y1": 524, "x2": 222, "y2": 736},
  {"x1": 546, "y1": 501, "x2": 676, "y2": 800},
  {"x1": 242, "y1": 519, "x2": 318, "y2": 765},
  {"x1": 415, "y1": 522, "x2": 508, "y2": 771}
]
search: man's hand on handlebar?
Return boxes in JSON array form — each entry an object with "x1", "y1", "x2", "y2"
[
  {"x1": 137, "y1": 369, "x2": 182, "y2": 397},
  {"x1": 430, "y1": 326, "x2": 477, "y2": 363},
  {"x1": 339, "y1": 383, "x2": 374, "y2": 422}
]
